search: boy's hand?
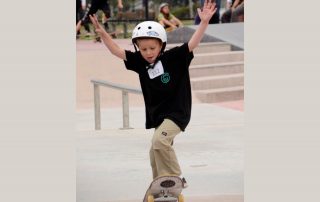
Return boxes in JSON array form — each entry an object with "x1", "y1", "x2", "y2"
[
  {"x1": 197, "y1": 0, "x2": 217, "y2": 24},
  {"x1": 89, "y1": 14, "x2": 126, "y2": 60},
  {"x1": 118, "y1": 2, "x2": 123, "y2": 9},
  {"x1": 188, "y1": 0, "x2": 217, "y2": 52},
  {"x1": 89, "y1": 14, "x2": 105, "y2": 35}
]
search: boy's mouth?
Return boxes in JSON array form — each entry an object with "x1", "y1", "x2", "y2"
[{"x1": 147, "y1": 57, "x2": 154, "y2": 62}]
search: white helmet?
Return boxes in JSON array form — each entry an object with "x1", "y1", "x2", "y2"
[
  {"x1": 159, "y1": 2, "x2": 169, "y2": 12},
  {"x1": 132, "y1": 21, "x2": 167, "y2": 52}
]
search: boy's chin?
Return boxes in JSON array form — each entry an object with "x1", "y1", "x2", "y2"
[{"x1": 145, "y1": 59, "x2": 155, "y2": 64}]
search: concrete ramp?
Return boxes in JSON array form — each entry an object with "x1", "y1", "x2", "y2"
[
  {"x1": 168, "y1": 23, "x2": 244, "y2": 50},
  {"x1": 167, "y1": 26, "x2": 223, "y2": 44}
]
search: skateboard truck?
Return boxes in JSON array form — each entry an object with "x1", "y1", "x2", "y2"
[{"x1": 153, "y1": 187, "x2": 177, "y2": 202}]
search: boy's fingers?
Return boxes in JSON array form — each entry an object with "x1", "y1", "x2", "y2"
[
  {"x1": 89, "y1": 15, "x2": 96, "y2": 21},
  {"x1": 208, "y1": 2, "x2": 215, "y2": 9},
  {"x1": 212, "y1": 7, "x2": 217, "y2": 14},
  {"x1": 93, "y1": 14, "x2": 98, "y2": 21},
  {"x1": 197, "y1": 8, "x2": 201, "y2": 15},
  {"x1": 89, "y1": 15, "x2": 99, "y2": 27},
  {"x1": 89, "y1": 15, "x2": 94, "y2": 22}
]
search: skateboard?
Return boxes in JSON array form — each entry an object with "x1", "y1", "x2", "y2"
[
  {"x1": 94, "y1": 31, "x2": 117, "y2": 42},
  {"x1": 143, "y1": 175, "x2": 185, "y2": 202}
]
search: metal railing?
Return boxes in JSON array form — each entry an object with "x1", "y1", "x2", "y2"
[{"x1": 91, "y1": 79, "x2": 142, "y2": 130}]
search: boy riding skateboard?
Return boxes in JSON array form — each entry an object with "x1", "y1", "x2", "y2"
[{"x1": 89, "y1": 0, "x2": 217, "y2": 200}]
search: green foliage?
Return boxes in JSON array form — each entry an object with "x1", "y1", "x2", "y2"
[{"x1": 171, "y1": 6, "x2": 190, "y2": 18}]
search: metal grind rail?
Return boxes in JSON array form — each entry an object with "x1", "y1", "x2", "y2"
[{"x1": 91, "y1": 79, "x2": 142, "y2": 130}]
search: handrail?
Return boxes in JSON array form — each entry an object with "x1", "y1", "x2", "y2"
[{"x1": 91, "y1": 79, "x2": 142, "y2": 130}]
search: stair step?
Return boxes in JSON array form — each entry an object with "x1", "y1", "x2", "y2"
[
  {"x1": 191, "y1": 51, "x2": 244, "y2": 65},
  {"x1": 190, "y1": 61, "x2": 244, "y2": 77},
  {"x1": 166, "y1": 42, "x2": 232, "y2": 53},
  {"x1": 195, "y1": 86, "x2": 244, "y2": 103},
  {"x1": 193, "y1": 42, "x2": 232, "y2": 53},
  {"x1": 191, "y1": 73, "x2": 244, "y2": 90}
]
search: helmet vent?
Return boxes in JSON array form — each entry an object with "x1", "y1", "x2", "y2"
[
  {"x1": 148, "y1": 26, "x2": 152, "y2": 29},
  {"x1": 138, "y1": 27, "x2": 141, "y2": 30}
]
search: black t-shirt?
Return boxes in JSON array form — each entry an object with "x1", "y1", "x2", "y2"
[{"x1": 124, "y1": 43, "x2": 194, "y2": 131}]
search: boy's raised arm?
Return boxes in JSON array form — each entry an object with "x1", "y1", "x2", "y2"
[
  {"x1": 89, "y1": 14, "x2": 126, "y2": 60},
  {"x1": 188, "y1": 0, "x2": 217, "y2": 52}
]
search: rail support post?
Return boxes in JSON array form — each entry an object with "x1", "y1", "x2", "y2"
[
  {"x1": 93, "y1": 84, "x2": 101, "y2": 130},
  {"x1": 121, "y1": 91, "x2": 132, "y2": 129}
]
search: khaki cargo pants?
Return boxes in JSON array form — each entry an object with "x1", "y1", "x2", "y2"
[{"x1": 149, "y1": 119, "x2": 182, "y2": 179}]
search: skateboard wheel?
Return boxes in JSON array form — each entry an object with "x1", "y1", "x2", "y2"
[
  {"x1": 147, "y1": 195, "x2": 154, "y2": 202},
  {"x1": 178, "y1": 194, "x2": 184, "y2": 202}
]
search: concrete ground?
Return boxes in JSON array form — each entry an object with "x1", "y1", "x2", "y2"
[{"x1": 76, "y1": 38, "x2": 244, "y2": 202}]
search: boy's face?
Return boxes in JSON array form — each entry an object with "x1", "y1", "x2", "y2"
[{"x1": 137, "y1": 38, "x2": 162, "y2": 64}]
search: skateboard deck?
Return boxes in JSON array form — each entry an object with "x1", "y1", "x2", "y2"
[
  {"x1": 143, "y1": 175, "x2": 185, "y2": 202},
  {"x1": 94, "y1": 32, "x2": 117, "y2": 42}
]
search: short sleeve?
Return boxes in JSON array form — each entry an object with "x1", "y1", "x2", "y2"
[
  {"x1": 158, "y1": 13, "x2": 164, "y2": 21},
  {"x1": 169, "y1": 13, "x2": 175, "y2": 20},
  {"x1": 166, "y1": 43, "x2": 194, "y2": 70},
  {"x1": 124, "y1": 50, "x2": 140, "y2": 73}
]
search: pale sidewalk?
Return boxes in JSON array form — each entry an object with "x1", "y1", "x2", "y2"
[{"x1": 77, "y1": 104, "x2": 244, "y2": 202}]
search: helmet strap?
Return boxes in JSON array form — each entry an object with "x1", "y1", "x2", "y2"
[
  {"x1": 133, "y1": 42, "x2": 138, "y2": 52},
  {"x1": 161, "y1": 42, "x2": 167, "y2": 53}
]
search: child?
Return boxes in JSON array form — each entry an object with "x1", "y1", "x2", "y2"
[
  {"x1": 89, "y1": 0, "x2": 217, "y2": 187},
  {"x1": 157, "y1": 2, "x2": 183, "y2": 31}
]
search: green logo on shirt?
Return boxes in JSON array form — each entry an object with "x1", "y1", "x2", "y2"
[{"x1": 161, "y1": 73, "x2": 170, "y2": 84}]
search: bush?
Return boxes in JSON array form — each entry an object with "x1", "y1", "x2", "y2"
[{"x1": 171, "y1": 6, "x2": 190, "y2": 19}]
